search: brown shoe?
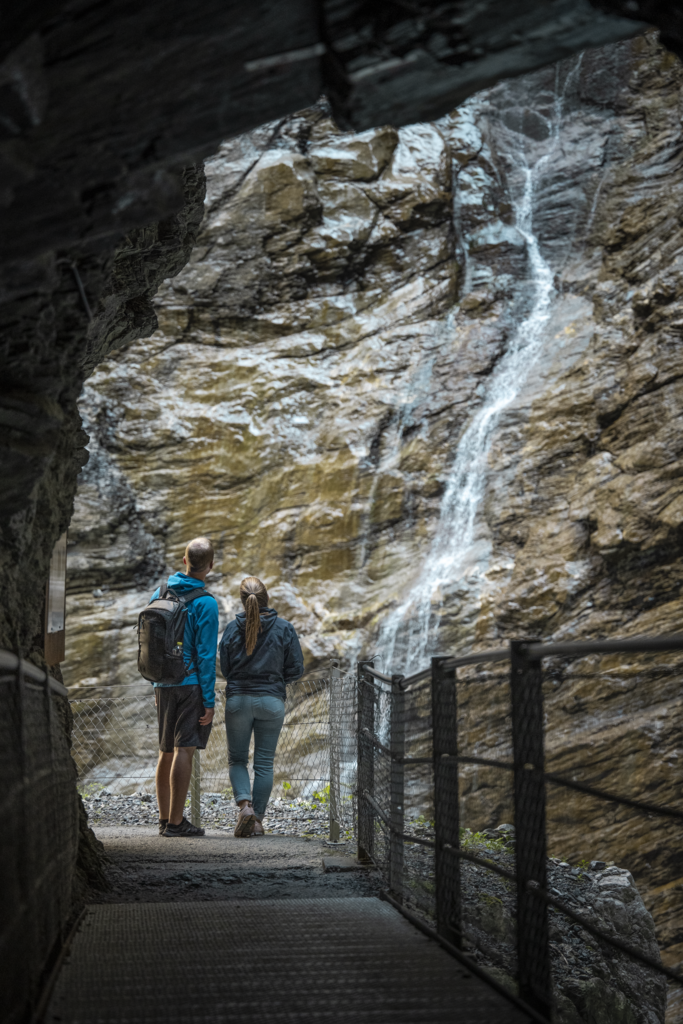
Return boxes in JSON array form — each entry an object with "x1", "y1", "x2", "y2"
[
  {"x1": 253, "y1": 819, "x2": 264, "y2": 836},
  {"x1": 234, "y1": 804, "x2": 256, "y2": 838}
]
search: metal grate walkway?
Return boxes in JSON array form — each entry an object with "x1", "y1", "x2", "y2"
[{"x1": 46, "y1": 898, "x2": 527, "y2": 1023}]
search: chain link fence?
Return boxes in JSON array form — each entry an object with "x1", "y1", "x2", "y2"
[
  {"x1": 50, "y1": 636, "x2": 683, "y2": 1020},
  {"x1": 70, "y1": 670, "x2": 357, "y2": 836},
  {"x1": 357, "y1": 667, "x2": 435, "y2": 914},
  {"x1": 357, "y1": 639, "x2": 683, "y2": 1024}
]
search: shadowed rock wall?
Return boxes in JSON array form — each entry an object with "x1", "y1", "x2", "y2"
[
  {"x1": 0, "y1": 166, "x2": 206, "y2": 1023},
  {"x1": 0, "y1": 165, "x2": 206, "y2": 658},
  {"x1": 65, "y1": 34, "x2": 683, "y2": 1007}
]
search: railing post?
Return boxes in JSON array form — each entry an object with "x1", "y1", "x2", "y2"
[
  {"x1": 329, "y1": 658, "x2": 341, "y2": 842},
  {"x1": 432, "y1": 656, "x2": 461, "y2": 947},
  {"x1": 357, "y1": 659, "x2": 375, "y2": 864},
  {"x1": 389, "y1": 673, "x2": 405, "y2": 901},
  {"x1": 510, "y1": 639, "x2": 551, "y2": 1021},
  {"x1": 190, "y1": 748, "x2": 201, "y2": 828}
]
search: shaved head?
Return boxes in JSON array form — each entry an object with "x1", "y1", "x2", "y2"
[{"x1": 184, "y1": 536, "x2": 214, "y2": 573}]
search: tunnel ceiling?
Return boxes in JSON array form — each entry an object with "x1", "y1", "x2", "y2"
[{"x1": 1, "y1": 0, "x2": 682, "y2": 276}]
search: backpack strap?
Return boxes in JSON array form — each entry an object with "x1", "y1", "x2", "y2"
[
  {"x1": 173, "y1": 587, "x2": 210, "y2": 680},
  {"x1": 176, "y1": 587, "x2": 210, "y2": 605}
]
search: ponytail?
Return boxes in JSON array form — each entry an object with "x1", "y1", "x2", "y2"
[
  {"x1": 239, "y1": 576, "x2": 269, "y2": 656},
  {"x1": 244, "y1": 593, "x2": 261, "y2": 656}
]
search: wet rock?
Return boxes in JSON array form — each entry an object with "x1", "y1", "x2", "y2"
[{"x1": 65, "y1": 34, "x2": 683, "y2": 985}]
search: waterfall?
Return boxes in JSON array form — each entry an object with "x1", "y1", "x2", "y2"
[{"x1": 376, "y1": 67, "x2": 580, "y2": 675}]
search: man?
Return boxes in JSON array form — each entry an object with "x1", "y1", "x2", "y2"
[{"x1": 152, "y1": 536, "x2": 219, "y2": 837}]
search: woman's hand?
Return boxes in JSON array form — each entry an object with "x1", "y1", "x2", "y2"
[{"x1": 199, "y1": 707, "x2": 215, "y2": 726}]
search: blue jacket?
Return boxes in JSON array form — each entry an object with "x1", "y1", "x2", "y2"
[
  {"x1": 150, "y1": 572, "x2": 219, "y2": 708},
  {"x1": 219, "y1": 607, "x2": 304, "y2": 699}
]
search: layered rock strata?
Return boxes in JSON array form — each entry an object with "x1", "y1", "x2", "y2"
[
  {"x1": 66, "y1": 33, "x2": 683, "y2": 1008},
  {"x1": 1, "y1": 0, "x2": 671, "y2": 681}
]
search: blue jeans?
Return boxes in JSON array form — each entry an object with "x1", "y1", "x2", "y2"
[{"x1": 225, "y1": 693, "x2": 285, "y2": 818}]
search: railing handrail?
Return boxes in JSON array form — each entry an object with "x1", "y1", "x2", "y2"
[
  {"x1": 525, "y1": 633, "x2": 683, "y2": 658},
  {"x1": 369, "y1": 631, "x2": 683, "y2": 687},
  {"x1": 0, "y1": 649, "x2": 68, "y2": 696},
  {"x1": 359, "y1": 665, "x2": 394, "y2": 684},
  {"x1": 356, "y1": 633, "x2": 683, "y2": 1019}
]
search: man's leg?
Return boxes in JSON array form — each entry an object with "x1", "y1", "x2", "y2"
[
  {"x1": 169, "y1": 746, "x2": 196, "y2": 825},
  {"x1": 155, "y1": 687, "x2": 174, "y2": 830},
  {"x1": 156, "y1": 751, "x2": 173, "y2": 821}
]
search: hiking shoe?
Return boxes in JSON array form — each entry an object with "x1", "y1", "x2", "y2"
[
  {"x1": 163, "y1": 817, "x2": 205, "y2": 837},
  {"x1": 253, "y1": 819, "x2": 264, "y2": 836},
  {"x1": 234, "y1": 804, "x2": 256, "y2": 838},
  {"x1": 158, "y1": 819, "x2": 168, "y2": 836}
]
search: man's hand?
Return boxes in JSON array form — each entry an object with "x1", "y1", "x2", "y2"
[{"x1": 199, "y1": 707, "x2": 215, "y2": 726}]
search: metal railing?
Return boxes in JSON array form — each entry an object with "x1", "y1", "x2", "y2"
[
  {"x1": 65, "y1": 633, "x2": 683, "y2": 1017},
  {"x1": 70, "y1": 669, "x2": 356, "y2": 838},
  {"x1": 356, "y1": 634, "x2": 683, "y2": 1023},
  {"x1": 0, "y1": 651, "x2": 79, "y2": 1024}
]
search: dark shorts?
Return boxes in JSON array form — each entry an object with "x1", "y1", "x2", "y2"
[{"x1": 156, "y1": 684, "x2": 212, "y2": 752}]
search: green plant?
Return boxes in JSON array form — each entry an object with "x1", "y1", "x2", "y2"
[
  {"x1": 408, "y1": 878, "x2": 436, "y2": 895},
  {"x1": 573, "y1": 858, "x2": 590, "y2": 880},
  {"x1": 78, "y1": 782, "x2": 105, "y2": 799},
  {"x1": 480, "y1": 894, "x2": 503, "y2": 907},
  {"x1": 460, "y1": 828, "x2": 507, "y2": 853},
  {"x1": 413, "y1": 813, "x2": 435, "y2": 829},
  {"x1": 312, "y1": 785, "x2": 330, "y2": 806}
]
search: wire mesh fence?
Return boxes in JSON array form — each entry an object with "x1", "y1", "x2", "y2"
[
  {"x1": 68, "y1": 637, "x2": 683, "y2": 1020},
  {"x1": 357, "y1": 667, "x2": 435, "y2": 915},
  {"x1": 357, "y1": 639, "x2": 683, "y2": 1024},
  {"x1": 0, "y1": 654, "x2": 79, "y2": 1024},
  {"x1": 70, "y1": 671, "x2": 358, "y2": 834}
]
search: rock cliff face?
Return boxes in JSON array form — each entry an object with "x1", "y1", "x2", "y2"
[
  {"x1": 0, "y1": 164, "x2": 205, "y2": 658},
  {"x1": 66, "y1": 33, "x2": 683, "y2": 1002}
]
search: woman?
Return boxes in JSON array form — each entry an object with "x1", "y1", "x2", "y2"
[{"x1": 219, "y1": 576, "x2": 304, "y2": 837}]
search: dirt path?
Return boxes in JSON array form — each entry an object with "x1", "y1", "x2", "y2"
[{"x1": 92, "y1": 826, "x2": 382, "y2": 903}]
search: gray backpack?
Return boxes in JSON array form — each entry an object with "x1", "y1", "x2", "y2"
[{"x1": 137, "y1": 585, "x2": 208, "y2": 683}]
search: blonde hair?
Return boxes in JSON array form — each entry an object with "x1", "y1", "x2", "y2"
[
  {"x1": 240, "y1": 576, "x2": 268, "y2": 655},
  {"x1": 184, "y1": 536, "x2": 214, "y2": 572}
]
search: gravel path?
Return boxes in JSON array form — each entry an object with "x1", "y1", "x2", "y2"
[{"x1": 81, "y1": 788, "x2": 349, "y2": 840}]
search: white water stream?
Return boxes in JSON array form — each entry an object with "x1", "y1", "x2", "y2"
[{"x1": 377, "y1": 68, "x2": 581, "y2": 675}]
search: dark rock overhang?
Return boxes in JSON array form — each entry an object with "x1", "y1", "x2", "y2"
[{"x1": 1, "y1": 1, "x2": 681, "y2": 276}]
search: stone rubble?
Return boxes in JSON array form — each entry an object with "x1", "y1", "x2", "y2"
[
  {"x1": 392, "y1": 822, "x2": 666, "y2": 1024},
  {"x1": 81, "y1": 788, "x2": 338, "y2": 839}
]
